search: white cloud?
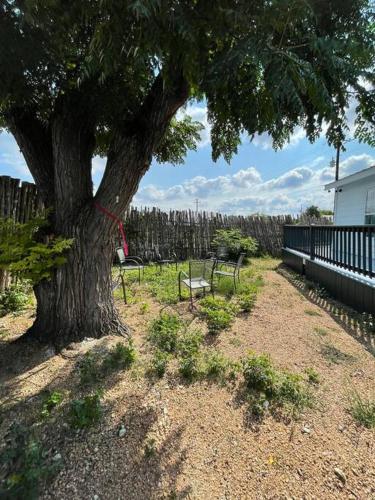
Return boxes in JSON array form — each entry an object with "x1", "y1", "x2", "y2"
[
  {"x1": 178, "y1": 104, "x2": 211, "y2": 148},
  {"x1": 134, "y1": 152, "x2": 375, "y2": 215},
  {"x1": 252, "y1": 127, "x2": 306, "y2": 151}
]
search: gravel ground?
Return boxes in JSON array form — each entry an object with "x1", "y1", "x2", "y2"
[{"x1": 1, "y1": 264, "x2": 374, "y2": 499}]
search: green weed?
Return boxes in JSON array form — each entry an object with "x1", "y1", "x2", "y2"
[
  {"x1": 304, "y1": 367, "x2": 320, "y2": 385},
  {"x1": 349, "y1": 391, "x2": 375, "y2": 429},
  {"x1": 0, "y1": 424, "x2": 60, "y2": 499},
  {"x1": 102, "y1": 341, "x2": 137, "y2": 371},
  {"x1": 150, "y1": 350, "x2": 170, "y2": 378},
  {"x1": 41, "y1": 391, "x2": 63, "y2": 419},
  {"x1": 320, "y1": 344, "x2": 355, "y2": 365},
  {"x1": 69, "y1": 391, "x2": 103, "y2": 429}
]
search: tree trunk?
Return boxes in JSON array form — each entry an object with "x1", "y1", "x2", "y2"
[{"x1": 27, "y1": 213, "x2": 127, "y2": 348}]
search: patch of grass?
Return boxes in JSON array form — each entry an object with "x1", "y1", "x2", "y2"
[
  {"x1": 149, "y1": 350, "x2": 170, "y2": 378},
  {"x1": 0, "y1": 424, "x2": 61, "y2": 499},
  {"x1": 304, "y1": 367, "x2": 320, "y2": 385},
  {"x1": 304, "y1": 308, "x2": 322, "y2": 317},
  {"x1": 145, "y1": 264, "x2": 185, "y2": 304},
  {"x1": 69, "y1": 391, "x2": 103, "y2": 429},
  {"x1": 148, "y1": 313, "x2": 183, "y2": 353},
  {"x1": 229, "y1": 337, "x2": 242, "y2": 347},
  {"x1": 41, "y1": 391, "x2": 64, "y2": 419},
  {"x1": 320, "y1": 344, "x2": 355, "y2": 365},
  {"x1": 314, "y1": 326, "x2": 328, "y2": 337},
  {"x1": 349, "y1": 391, "x2": 375, "y2": 429},
  {"x1": 242, "y1": 351, "x2": 314, "y2": 418}
]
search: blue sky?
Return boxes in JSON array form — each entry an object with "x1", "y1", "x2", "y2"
[{"x1": 1, "y1": 101, "x2": 374, "y2": 215}]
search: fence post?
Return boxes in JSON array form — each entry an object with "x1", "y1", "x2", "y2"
[{"x1": 310, "y1": 225, "x2": 315, "y2": 261}]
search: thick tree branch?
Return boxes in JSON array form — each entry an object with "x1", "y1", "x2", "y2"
[
  {"x1": 7, "y1": 109, "x2": 54, "y2": 207},
  {"x1": 94, "y1": 71, "x2": 189, "y2": 222}
]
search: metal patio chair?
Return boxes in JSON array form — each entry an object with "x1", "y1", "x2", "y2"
[
  {"x1": 178, "y1": 259, "x2": 215, "y2": 309},
  {"x1": 155, "y1": 251, "x2": 178, "y2": 272},
  {"x1": 114, "y1": 247, "x2": 145, "y2": 303},
  {"x1": 214, "y1": 252, "x2": 246, "y2": 290}
]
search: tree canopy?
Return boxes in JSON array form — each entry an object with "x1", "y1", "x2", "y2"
[{"x1": 1, "y1": 0, "x2": 374, "y2": 170}]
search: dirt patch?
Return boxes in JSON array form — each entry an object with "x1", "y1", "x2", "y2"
[{"x1": 1, "y1": 264, "x2": 375, "y2": 499}]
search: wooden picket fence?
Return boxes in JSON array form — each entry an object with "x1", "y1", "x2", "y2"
[
  {"x1": 0, "y1": 176, "x2": 43, "y2": 291},
  {"x1": 122, "y1": 207, "x2": 322, "y2": 260},
  {"x1": 0, "y1": 174, "x2": 328, "y2": 289}
]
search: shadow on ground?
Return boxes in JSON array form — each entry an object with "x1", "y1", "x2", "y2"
[{"x1": 277, "y1": 264, "x2": 375, "y2": 356}]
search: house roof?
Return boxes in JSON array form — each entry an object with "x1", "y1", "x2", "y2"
[{"x1": 324, "y1": 165, "x2": 375, "y2": 191}]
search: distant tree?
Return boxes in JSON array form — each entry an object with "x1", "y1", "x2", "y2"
[
  {"x1": 304, "y1": 206, "x2": 321, "y2": 218},
  {"x1": 0, "y1": 1, "x2": 374, "y2": 347},
  {"x1": 319, "y1": 209, "x2": 334, "y2": 216}
]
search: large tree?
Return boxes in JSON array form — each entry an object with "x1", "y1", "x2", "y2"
[{"x1": 0, "y1": 0, "x2": 374, "y2": 347}]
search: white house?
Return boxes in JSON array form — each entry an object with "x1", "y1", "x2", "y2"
[{"x1": 325, "y1": 165, "x2": 375, "y2": 225}]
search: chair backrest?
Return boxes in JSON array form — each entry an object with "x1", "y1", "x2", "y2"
[
  {"x1": 116, "y1": 247, "x2": 126, "y2": 264},
  {"x1": 189, "y1": 260, "x2": 205, "y2": 280},
  {"x1": 189, "y1": 259, "x2": 215, "y2": 282},
  {"x1": 217, "y1": 246, "x2": 229, "y2": 260},
  {"x1": 236, "y1": 253, "x2": 246, "y2": 270}
]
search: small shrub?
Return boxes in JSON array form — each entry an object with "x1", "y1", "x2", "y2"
[
  {"x1": 211, "y1": 228, "x2": 258, "y2": 261},
  {"x1": 179, "y1": 354, "x2": 201, "y2": 381},
  {"x1": 0, "y1": 283, "x2": 29, "y2": 316},
  {"x1": 103, "y1": 341, "x2": 137, "y2": 371},
  {"x1": 304, "y1": 367, "x2": 320, "y2": 385},
  {"x1": 41, "y1": 391, "x2": 63, "y2": 419},
  {"x1": 242, "y1": 352, "x2": 278, "y2": 397},
  {"x1": 150, "y1": 350, "x2": 170, "y2": 378},
  {"x1": 349, "y1": 392, "x2": 375, "y2": 428},
  {"x1": 79, "y1": 351, "x2": 102, "y2": 385},
  {"x1": 177, "y1": 329, "x2": 203, "y2": 357},
  {"x1": 148, "y1": 313, "x2": 182, "y2": 352},
  {"x1": 203, "y1": 350, "x2": 232, "y2": 380},
  {"x1": 69, "y1": 391, "x2": 103, "y2": 429},
  {"x1": 277, "y1": 372, "x2": 313, "y2": 414},
  {"x1": 200, "y1": 297, "x2": 237, "y2": 334},
  {"x1": 79, "y1": 342, "x2": 137, "y2": 385},
  {"x1": 0, "y1": 424, "x2": 60, "y2": 499},
  {"x1": 238, "y1": 291, "x2": 257, "y2": 313},
  {"x1": 242, "y1": 352, "x2": 314, "y2": 418}
]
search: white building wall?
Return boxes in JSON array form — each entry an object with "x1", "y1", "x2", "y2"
[{"x1": 334, "y1": 176, "x2": 375, "y2": 225}]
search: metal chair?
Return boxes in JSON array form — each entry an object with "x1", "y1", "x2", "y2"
[
  {"x1": 115, "y1": 248, "x2": 145, "y2": 303},
  {"x1": 214, "y1": 252, "x2": 245, "y2": 290},
  {"x1": 178, "y1": 259, "x2": 215, "y2": 309},
  {"x1": 155, "y1": 251, "x2": 178, "y2": 272}
]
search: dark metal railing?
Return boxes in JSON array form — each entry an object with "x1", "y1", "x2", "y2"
[{"x1": 284, "y1": 225, "x2": 375, "y2": 278}]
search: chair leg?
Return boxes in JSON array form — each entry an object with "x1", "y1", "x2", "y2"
[
  {"x1": 120, "y1": 274, "x2": 127, "y2": 304},
  {"x1": 189, "y1": 287, "x2": 193, "y2": 310},
  {"x1": 178, "y1": 278, "x2": 182, "y2": 301}
]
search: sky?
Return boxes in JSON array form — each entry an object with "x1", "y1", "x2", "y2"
[{"x1": 1, "y1": 101, "x2": 374, "y2": 216}]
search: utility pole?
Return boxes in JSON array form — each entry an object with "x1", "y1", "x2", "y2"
[{"x1": 194, "y1": 198, "x2": 200, "y2": 213}]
